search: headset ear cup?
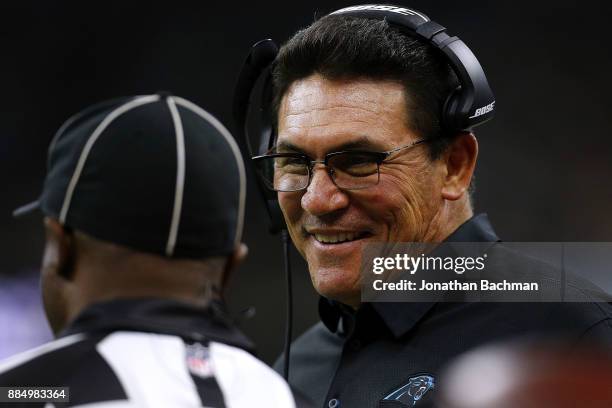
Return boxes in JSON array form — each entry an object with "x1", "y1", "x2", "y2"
[{"x1": 442, "y1": 86, "x2": 462, "y2": 132}]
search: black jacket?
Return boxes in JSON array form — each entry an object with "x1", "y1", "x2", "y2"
[
  {"x1": 0, "y1": 298, "x2": 312, "y2": 407},
  {"x1": 275, "y1": 214, "x2": 612, "y2": 408}
]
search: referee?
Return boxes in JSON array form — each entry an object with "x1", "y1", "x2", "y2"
[{"x1": 0, "y1": 94, "x2": 311, "y2": 407}]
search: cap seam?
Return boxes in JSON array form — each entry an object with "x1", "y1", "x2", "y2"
[
  {"x1": 172, "y1": 97, "x2": 246, "y2": 247},
  {"x1": 58, "y1": 95, "x2": 161, "y2": 224},
  {"x1": 165, "y1": 96, "x2": 186, "y2": 257}
]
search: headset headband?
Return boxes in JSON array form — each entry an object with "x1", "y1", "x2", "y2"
[
  {"x1": 233, "y1": 4, "x2": 496, "y2": 233},
  {"x1": 330, "y1": 4, "x2": 496, "y2": 130}
]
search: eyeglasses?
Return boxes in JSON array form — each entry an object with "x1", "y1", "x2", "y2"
[{"x1": 252, "y1": 138, "x2": 429, "y2": 192}]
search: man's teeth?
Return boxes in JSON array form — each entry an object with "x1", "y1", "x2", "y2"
[{"x1": 313, "y1": 232, "x2": 363, "y2": 244}]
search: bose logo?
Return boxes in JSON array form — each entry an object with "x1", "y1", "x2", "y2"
[
  {"x1": 331, "y1": 5, "x2": 429, "y2": 21},
  {"x1": 469, "y1": 101, "x2": 495, "y2": 119}
]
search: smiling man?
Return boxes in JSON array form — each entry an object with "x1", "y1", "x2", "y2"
[
  {"x1": 261, "y1": 6, "x2": 612, "y2": 408},
  {"x1": 274, "y1": 75, "x2": 473, "y2": 308}
]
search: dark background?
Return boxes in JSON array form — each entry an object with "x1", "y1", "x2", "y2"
[{"x1": 1, "y1": 1, "x2": 611, "y2": 363}]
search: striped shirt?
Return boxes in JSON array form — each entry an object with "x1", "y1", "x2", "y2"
[{"x1": 0, "y1": 298, "x2": 312, "y2": 408}]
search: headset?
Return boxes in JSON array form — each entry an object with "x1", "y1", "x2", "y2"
[
  {"x1": 233, "y1": 3, "x2": 496, "y2": 234},
  {"x1": 232, "y1": 4, "x2": 496, "y2": 379}
]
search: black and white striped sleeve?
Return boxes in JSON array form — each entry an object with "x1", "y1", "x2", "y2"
[{"x1": 0, "y1": 331, "x2": 313, "y2": 408}]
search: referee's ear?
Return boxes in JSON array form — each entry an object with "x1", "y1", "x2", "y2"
[
  {"x1": 41, "y1": 217, "x2": 77, "y2": 335},
  {"x1": 42, "y1": 217, "x2": 75, "y2": 281},
  {"x1": 221, "y1": 243, "x2": 248, "y2": 292}
]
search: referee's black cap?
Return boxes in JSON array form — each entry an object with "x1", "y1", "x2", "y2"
[{"x1": 13, "y1": 94, "x2": 246, "y2": 259}]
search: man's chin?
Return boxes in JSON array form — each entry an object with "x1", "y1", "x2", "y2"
[{"x1": 312, "y1": 269, "x2": 361, "y2": 307}]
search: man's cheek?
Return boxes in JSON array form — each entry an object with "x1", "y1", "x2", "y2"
[
  {"x1": 363, "y1": 181, "x2": 409, "y2": 217},
  {"x1": 278, "y1": 192, "x2": 300, "y2": 220},
  {"x1": 370, "y1": 177, "x2": 428, "y2": 239},
  {"x1": 278, "y1": 192, "x2": 304, "y2": 247}
]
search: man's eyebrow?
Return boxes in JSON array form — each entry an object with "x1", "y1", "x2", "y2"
[
  {"x1": 275, "y1": 136, "x2": 386, "y2": 154},
  {"x1": 275, "y1": 141, "x2": 305, "y2": 153},
  {"x1": 335, "y1": 138, "x2": 387, "y2": 151}
]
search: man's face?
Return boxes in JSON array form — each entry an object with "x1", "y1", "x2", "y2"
[{"x1": 277, "y1": 74, "x2": 446, "y2": 306}]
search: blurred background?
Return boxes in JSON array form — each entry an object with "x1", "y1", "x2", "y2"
[{"x1": 1, "y1": 1, "x2": 611, "y2": 364}]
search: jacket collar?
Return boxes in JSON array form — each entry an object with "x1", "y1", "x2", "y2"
[
  {"x1": 319, "y1": 213, "x2": 501, "y2": 337},
  {"x1": 61, "y1": 297, "x2": 255, "y2": 352}
]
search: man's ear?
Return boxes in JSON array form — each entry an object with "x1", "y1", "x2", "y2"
[
  {"x1": 42, "y1": 217, "x2": 75, "y2": 281},
  {"x1": 221, "y1": 243, "x2": 248, "y2": 292},
  {"x1": 441, "y1": 132, "x2": 478, "y2": 201}
]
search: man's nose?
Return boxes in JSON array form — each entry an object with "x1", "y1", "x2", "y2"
[{"x1": 301, "y1": 165, "x2": 349, "y2": 216}]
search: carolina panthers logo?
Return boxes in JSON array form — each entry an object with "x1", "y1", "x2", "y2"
[{"x1": 382, "y1": 375, "x2": 435, "y2": 406}]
